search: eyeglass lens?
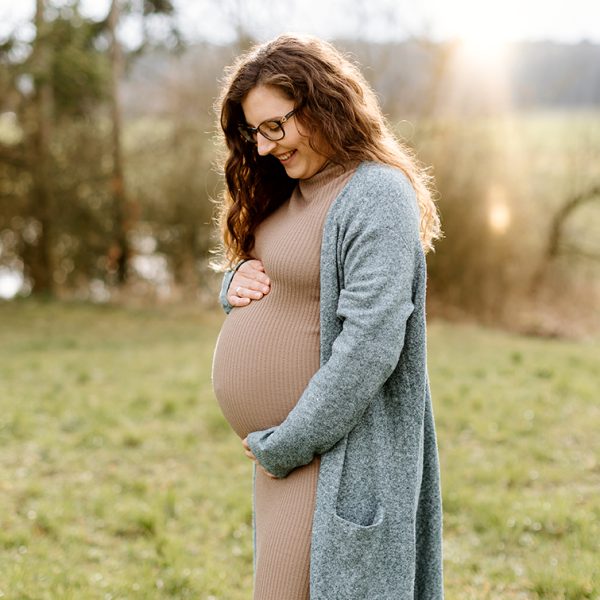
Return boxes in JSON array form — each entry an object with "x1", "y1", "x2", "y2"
[{"x1": 245, "y1": 122, "x2": 283, "y2": 143}]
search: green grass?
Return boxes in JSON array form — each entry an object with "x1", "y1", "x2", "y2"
[{"x1": 0, "y1": 299, "x2": 598, "y2": 599}]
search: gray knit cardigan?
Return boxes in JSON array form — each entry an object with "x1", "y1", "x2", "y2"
[{"x1": 218, "y1": 161, "x2": 444, "y2": 599}]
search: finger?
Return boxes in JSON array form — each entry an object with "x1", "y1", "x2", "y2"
[
  {"x1": 236, "y1": 261, "x2": 270, "y2": 284},
  {"x1": 227, "y1": 289, "x2": 257, "y2": 306},
  {"x1": 233, "y1": 273, "x2": 271, "y2": 294},
  {"x1": 228, "y1": 285, "x2": 267, "y2": 304},
  {"x1": 227, "y1": 294, "x2": 252, "y2": 306},
  {"x1": 262, "y1": 466, "x2": 278, "y2": 479},
  {"x1": 243, "y1": 274, "x2": 271, "y2": 290},
  {"x1": 242, "y1": 444, "x2": 255, "y2": 460},
  {"x1": 239, "y1": 259, "x2": 266, "y2": 273},
  {"x1": 232, "y1": 282, "x2": 266, "y2": 299}
]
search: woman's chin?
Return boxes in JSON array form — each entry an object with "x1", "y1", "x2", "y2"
[{"x1": 282, "y1": 163, "x2": 303, "y2": 179}]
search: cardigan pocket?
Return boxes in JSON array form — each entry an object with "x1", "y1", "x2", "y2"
[
  {"x1": 332, "y1": 499, "x2": 385, "y2": 530},
  {"x1": 332, "y1": 408, "x2": 384, "y2": 528},
  {"x1": 318, "y1": 504, "x2": 387, "y2": 597}
]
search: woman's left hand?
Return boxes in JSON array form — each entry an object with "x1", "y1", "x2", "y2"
[{"x1": 242, "y1": 436, "x2": 278, "y2": 479}]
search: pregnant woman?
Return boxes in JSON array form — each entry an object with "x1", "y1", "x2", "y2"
[{"x1": 211, "y1": 34, "x2": 444, "y2": 599}]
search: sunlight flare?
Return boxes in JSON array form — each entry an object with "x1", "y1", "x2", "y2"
[{"x1": 487, "y1": 184, "x2": 511, "y2": 234}]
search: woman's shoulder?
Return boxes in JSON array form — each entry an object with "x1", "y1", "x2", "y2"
[
  {"x1": 351, "y1": 160, "x2": 414, "y2": 190},
  {"x1": 337, "y1": 160, "x2": 418, "y2": 222}
]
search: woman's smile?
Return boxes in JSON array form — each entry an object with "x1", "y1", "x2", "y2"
[{"x1": 276, "y1": 149, "x2": 296, "y2": 163}]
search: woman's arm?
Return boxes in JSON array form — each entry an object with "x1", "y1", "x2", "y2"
[
  {"x1": 219, "y1": 259, "x2": 271, "y2": 314},
  {"x1": 246, "y1": 172, "x2": 421, "y2": 478}
]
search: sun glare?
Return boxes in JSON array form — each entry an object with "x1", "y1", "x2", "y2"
[
  {"x1": 458, "y1": 33, "x2": 509, "y2": 68},
  {"x1": 443, "y1": 7, "x2": 516, "y2": 112},
  {"x1": 489, "y1": 203, "x2": 511, "y2": 234},
  {"x1": 487, "y1": 184, "x2": 511, "y2": 234},
  {"x1": 444, "y1": 3, "x2": 516, "y2": 70}
]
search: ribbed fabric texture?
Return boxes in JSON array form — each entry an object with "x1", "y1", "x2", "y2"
[{"x1": 211, "y1": 160, "x2": 358, "y2": 599}]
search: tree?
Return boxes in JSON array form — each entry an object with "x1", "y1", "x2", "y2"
[
  {"x1": 25, "y1": 0, "x2": 55, "y2": 295},
  {"x1": 1, "y1": 0, "x2": 108, "y2": 296},
  {"x1": 0, "y1": 0, "x2": 181, "y2": 296},
  {"x1": 106, "y1": 0, "x2": 128, "y2": 285},
  {"x1": 105, "y1": 0, "x2": 180, "y2": 287}
]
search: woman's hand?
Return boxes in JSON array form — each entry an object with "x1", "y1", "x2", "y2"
[
  {"x1": 227, "y1": 259, "x2": 271, "y2": 308},
  {"x1": 242, "y1": 436, "x2": 278, "y2": 479}
]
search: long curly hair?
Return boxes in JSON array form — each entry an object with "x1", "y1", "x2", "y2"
[{"x1": 212, "y1": 33, "x2": 442, "y2": 270}]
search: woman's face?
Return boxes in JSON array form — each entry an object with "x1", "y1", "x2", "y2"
[{"x1": 241, "y1": 85, "x2": 329, "y2": 180}]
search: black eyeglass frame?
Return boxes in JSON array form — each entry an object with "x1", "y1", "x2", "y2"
[{"x1": 238, "y1": 109, "x2": 297, "y2": 144}]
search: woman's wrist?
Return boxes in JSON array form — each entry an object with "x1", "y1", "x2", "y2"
[{"x1": 232, "y1": 259, "x2": 250, "y2": 274}]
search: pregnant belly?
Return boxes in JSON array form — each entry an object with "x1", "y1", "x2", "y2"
[{"x1": 211, "y1": 297, "x2": 320, "y2": 439}]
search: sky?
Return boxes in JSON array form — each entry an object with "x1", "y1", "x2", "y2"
[{"x1": 1, "y1": 0, "x2": 600, "y2": 46}]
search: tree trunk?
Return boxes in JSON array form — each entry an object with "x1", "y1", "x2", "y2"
[
  {"x1": 108, "y1": 0, "x2": 130, "y2": 285},
  {"x1": 25, "y1": 0, "x2": 55, "y2": 295}
]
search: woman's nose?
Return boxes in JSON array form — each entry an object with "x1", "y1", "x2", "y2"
[{"x1": 256, "y1": 133, "x2": 276, "y2": 156}]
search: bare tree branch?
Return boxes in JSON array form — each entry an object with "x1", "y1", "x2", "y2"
[
  {"x1": 530, "y1": 184, "x2": 600, "y2": 294},
  {"x1": 559, "y1": 243, "x2": 600, "y2": 262},
  {"x1": 547, "y1": 185, "x2": 600, "y2": 259}
]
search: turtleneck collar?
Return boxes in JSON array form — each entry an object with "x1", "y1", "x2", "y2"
[{"x1": 296, "y1": 160, "x2": 357, "y2": 202}]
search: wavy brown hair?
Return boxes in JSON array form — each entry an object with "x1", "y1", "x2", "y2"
[{"x1": 212, "y1": 33, "x2": 442, "y2": 270}]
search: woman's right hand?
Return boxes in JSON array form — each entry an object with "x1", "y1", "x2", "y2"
[{"x1": 227, "y1": 259, "x2": 271, "y2": 308}]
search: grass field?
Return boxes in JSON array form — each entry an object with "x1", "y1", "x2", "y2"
[{"x1": 0, "y1": 299, "x2": 598, "y2": 599}]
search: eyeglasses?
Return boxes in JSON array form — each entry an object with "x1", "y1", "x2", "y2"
[{"x1": 238, "y1": 109, "x2": 297, "y2": 144}]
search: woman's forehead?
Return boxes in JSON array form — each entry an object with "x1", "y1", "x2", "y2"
[{"x1": 241, "y1": 85, "x2": 293, "y2": 126}]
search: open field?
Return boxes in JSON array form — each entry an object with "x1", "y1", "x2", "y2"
[{"x1": 0, "y1": 299, "x2": 598, "y2": 599}]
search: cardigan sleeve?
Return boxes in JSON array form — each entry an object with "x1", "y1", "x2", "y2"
[
  {"x1": 218, "y1": 259, "x2": 250, "y2": 314},
  {"x1": 219, "y1": 270, "x2": 235, "y2": 314},
  {"x1": 246, "y1": 173, "x2": 421, "y2": 478}
]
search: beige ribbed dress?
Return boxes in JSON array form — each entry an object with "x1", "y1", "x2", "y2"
[{"x1": 211, "y1": 161, "x2": 357, "y2": 600}]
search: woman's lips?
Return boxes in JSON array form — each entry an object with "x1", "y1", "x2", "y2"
[{"x1": 277, "y1": 149, "x2": 296, "y2": 163}]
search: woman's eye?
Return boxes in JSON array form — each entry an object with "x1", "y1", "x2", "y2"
[{"x1": 263, "y1": 121, "x2": 280, "y2": 131}]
